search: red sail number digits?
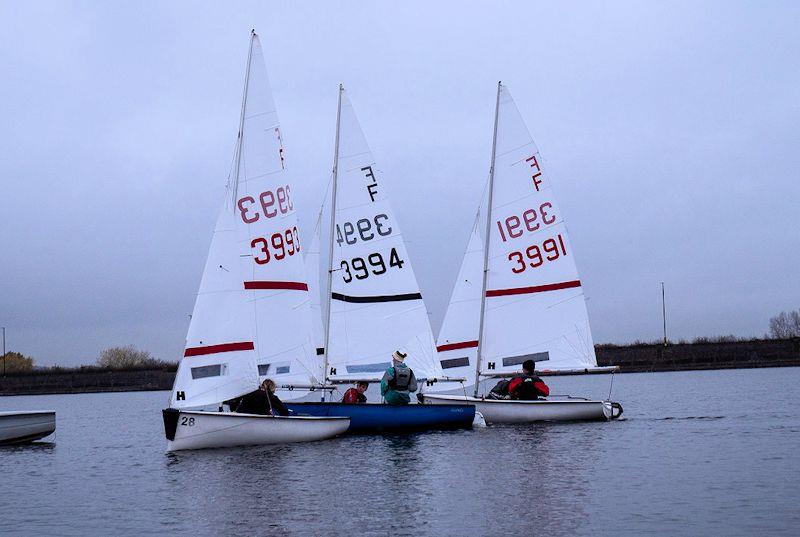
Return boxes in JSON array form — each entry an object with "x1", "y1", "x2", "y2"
[
  {"x1": 508, "y1": 234, "x2": 567, "y2": 274},
  {"x1": 496, "y1": 202, "x2": 557, "y2": 242},
  {"x1": 251, "y1": 227, "x2": 301, "y2": 265},
  {"x1": 237, "y1": 185, "x2": 293, "y2": 224}
]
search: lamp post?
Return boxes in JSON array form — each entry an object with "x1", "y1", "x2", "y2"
[
  {"x1": 661, "y1": 283, "x2": 667, "y2": 346},
  {"x1": 2, "y1": 327, "x2": 5, "y2": 376}
]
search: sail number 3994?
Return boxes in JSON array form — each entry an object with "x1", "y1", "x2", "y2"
[{"x1": 341, "y1": 248, "x2": 404, "y2": 283}]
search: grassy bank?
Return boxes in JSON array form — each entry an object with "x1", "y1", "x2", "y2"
[{"x1": 1, "y1": 338, "x2": 798, "y2": 396}]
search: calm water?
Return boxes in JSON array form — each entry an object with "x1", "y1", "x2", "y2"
[{"x1": 1, "y1": 368, "x2": 798, "y2": 536}]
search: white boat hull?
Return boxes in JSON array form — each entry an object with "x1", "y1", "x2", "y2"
[
  {"x1": 0, "y1": 411, "x2": 56, "y2": 444},
  {"x1": 163, "y1": 409, "x2": 350, "y2": 452},
  {"x1": 420, "y1": 394, "x2": 622, "y2": 423}
]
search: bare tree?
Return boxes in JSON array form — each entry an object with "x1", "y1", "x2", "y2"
[
  {"x1": 97, "y1": 345, "x2": 159, "y2": 369},
  {"x1": 769, "y1": 310, "x2": 800, "y2": 339},
  {"x1": 2, "y1": 351, "x2": 35, "y2": 373}
]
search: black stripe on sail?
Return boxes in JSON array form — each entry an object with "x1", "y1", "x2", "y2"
[{"x1": 331, "y1": 292, "x2": 423, "y2": 303}]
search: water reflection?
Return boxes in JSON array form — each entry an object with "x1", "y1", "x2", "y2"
[
  {"x1": 0, "y1": 441, "x2": 55, "y2": 453},
  {"x1": 5, "y1": 369, "x2": 799, "y2": 536}
]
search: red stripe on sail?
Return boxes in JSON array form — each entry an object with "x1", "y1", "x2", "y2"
[
  {"x1": 184, "y1": 342, "x2": 254, "y2": 357},
  {"x1": 436, "y1": 340, "x2": 479, "y2": 352},
  {"x1": 486, "y1": 280, "x2": 582, "y2": 297},
  {"x1": 243, "y1": 281, "x2": 309, "y2": 291}
]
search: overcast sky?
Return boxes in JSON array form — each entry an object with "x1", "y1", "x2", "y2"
[{"x1": 1, "y1": 1, "x2": 798, "y2": 366}]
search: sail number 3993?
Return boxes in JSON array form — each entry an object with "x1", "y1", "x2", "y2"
[
  {"x1": 237, "y1": 185, "x2": 293, "y2": 223},
  {"x1": 251, "y1": 227, "x2": 301, "y2": 265}
]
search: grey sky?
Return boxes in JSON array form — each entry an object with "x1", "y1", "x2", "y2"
[{"x1": 1, "y1": 1, "x2": 798, "y2": 366}]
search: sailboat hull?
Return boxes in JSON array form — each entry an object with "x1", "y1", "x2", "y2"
[
  {"x1": 162, "y1": 409, "x2": 350, "y2": 452},
  {"x1": 419, "y1": 394, "x2": 622, "y2": 423},
  {"x1": 0, "y1": 411, "x2": 56, "y2": 444},
  {"x1": 285, "y1": 402, "x2": 476, "y2": 433}
]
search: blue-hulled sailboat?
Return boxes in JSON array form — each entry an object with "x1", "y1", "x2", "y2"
[{"x1": 286, "y1": 85, "x2": 476, "y2": 432}]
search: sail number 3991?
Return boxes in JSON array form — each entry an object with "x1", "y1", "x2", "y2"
[{"x1": 508, "y1": 234, "x2": 567, "y2": 274}]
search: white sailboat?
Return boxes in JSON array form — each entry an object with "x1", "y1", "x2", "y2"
[
  {"x1": 421, "y1": 82, "x2": 622, "y2": 423},
  {"x1": 0, "y1": 411, "x2": 56, "y2": 444},
  {"x1": 285, "y1": 86, "x2": 476, "y2": 432},
  {"x1": 162, "y1": 31, "x2": 349, "y2": 451}
]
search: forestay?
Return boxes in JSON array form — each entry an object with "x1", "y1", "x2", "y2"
[
  {"x1": 324, "y1": 89, "x2": 440, "y2": 382},
  {"x1": 170, "y1": 33, "x2": 320, "y2": 409},
  {"x1": 480, "y1": 84, "x2": 597, "y2": 375}
]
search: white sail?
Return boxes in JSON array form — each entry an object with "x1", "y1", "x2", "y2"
[
  {"x1": 170, "y1": 33, "x2": 320, "y2": 409},
  {"x1": 434, "y1": 216, "x2": 483, "y2": 383},
  {"x1": 304, "y1": 219, "x2": 326, "y2": 357},
  {"x1": 479, "y1": 84, "x2": 596, "y2": 375},
  {"x1": 324, "y1": 89, "x2": 440, "y2": 382}
]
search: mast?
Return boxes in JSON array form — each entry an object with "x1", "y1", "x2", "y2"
[
  {"x1": 321, "y1": 84, "x2": 344, "y2": 401},
  {"x1": 473, "y1": 81, "x2": 502, "y2": 398},
  {"x1": 230, "y1": 30, "x2": 256, "y2": 205}
]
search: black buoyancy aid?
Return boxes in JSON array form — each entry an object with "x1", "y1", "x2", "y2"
[
  {"x1": 389, "y1": 366, "x2": 412, "y2": 390},
  {"x1": 490, "y1": 379, "x2": 510, "y2": 396}
]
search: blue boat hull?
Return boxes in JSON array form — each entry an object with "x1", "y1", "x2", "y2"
[{"x1": 285, "y1": 402, "x2": 476, "y2": 433}]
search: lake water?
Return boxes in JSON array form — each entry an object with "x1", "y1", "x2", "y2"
[{"x1": 1, "y1": 367, "x2": 798, "y2": 536}]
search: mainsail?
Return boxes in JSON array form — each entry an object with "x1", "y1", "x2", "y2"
[
  {"x1": 434, "y1": 83, "x2": 597, "y2": 395},
  {"x1": 322, "y1": 87, "x2": 440, "y2": 383},
  {"x1": 170, "y1": 32, "x2": 320, "y2": 409}
]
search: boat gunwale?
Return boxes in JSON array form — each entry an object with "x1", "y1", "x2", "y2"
[
  {"x1": 421, "y1": 394, "x2": 615, "y2": 406},
  {"x1": 0, "y1": 410, "x2": 56, "y2": 417},
  {"x1": 168, "y1": 409, "x2": 351, "y2": 422},
  {"x1": 286, "y1": 402, "x2": 476, "y2": 409}
]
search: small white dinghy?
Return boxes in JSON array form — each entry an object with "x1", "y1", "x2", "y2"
[
  {"x1": 0, "y1": 411, "x2": 56, "y2": 444},
  {"x1": 163, "y1": 409, "x2": 349, "y2": 451},
  {"x1": 162, "y1": 31, "x2": 349, "y2": 451},
  {"x1": 422, "y1": 82, "x2": 623, "y2": 423},
  {"x1": 420, "y1": 394, "x2": 621, "y2": 423}
]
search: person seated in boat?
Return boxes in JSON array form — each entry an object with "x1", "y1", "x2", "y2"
[
  {"x1": 508, "y1": 360, "x2": 550, "y2": 400},
  {"x1": 341, "y1": 381, "x2": 369, "y2": 404},
  {"x1": 235, "y1": 379, "x2": 289, "y2": 416},
  {"x1": 380, "y1": 350, "x2": 418, "y2": 405}
]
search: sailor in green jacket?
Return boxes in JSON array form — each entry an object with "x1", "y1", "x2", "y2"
[{"x1": 380, "y1": 350, "x2": 418, "y2": 405}]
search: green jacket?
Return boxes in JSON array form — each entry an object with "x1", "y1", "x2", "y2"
[{"x1": 380, "y1": 362, "x2": 418, "y2": 405}]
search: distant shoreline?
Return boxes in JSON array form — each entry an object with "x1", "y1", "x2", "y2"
[{"x1": 1, "y1": 338, "x2": 798, "y2": 396}]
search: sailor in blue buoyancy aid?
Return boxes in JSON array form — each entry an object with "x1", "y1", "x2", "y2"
[{"x1": 380, "y1": 350, "x2": 418, "y2": 405}]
